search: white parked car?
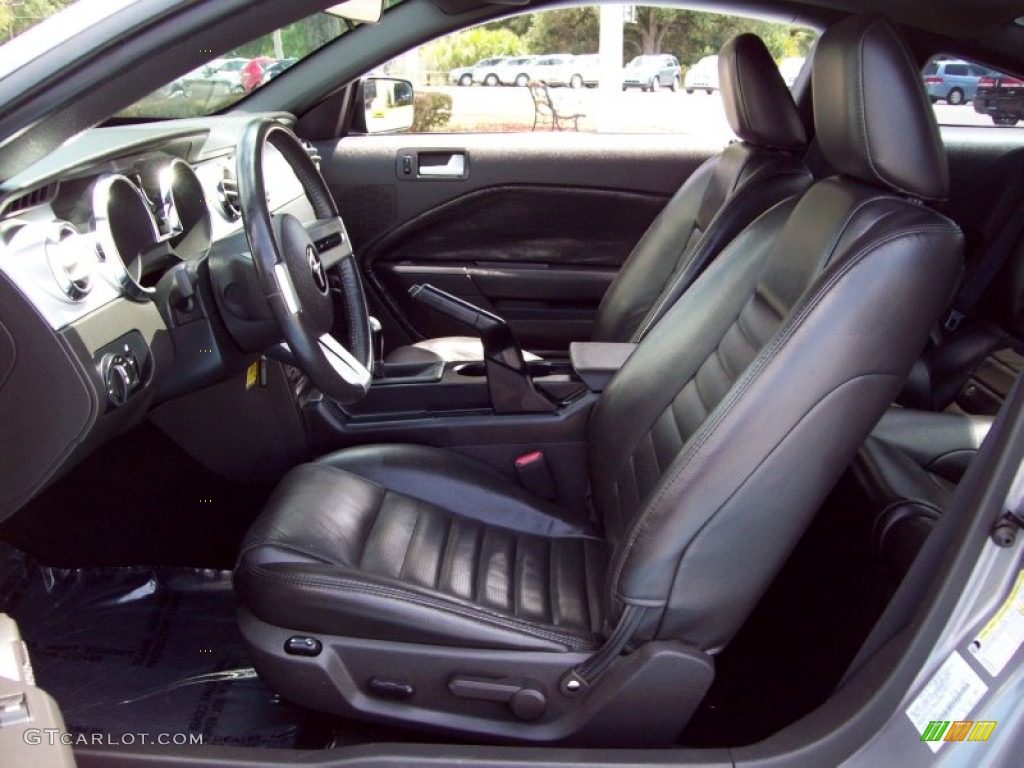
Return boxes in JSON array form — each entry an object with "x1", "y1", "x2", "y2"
[
  {"x1": 477, "y1": 56, "x2": 529, "y2": 86},
  {"x1": 448, "y1": 56, "x2": 507, "y2": 86},
  {"x1": 570, "y1": 53, "x2": 601, "y2": 87},
  {"x1": 684, "y1": 54, "x2": 719, "y2": 94},
  {"x1": 497, "y1": 56, "x2": 538, "y2": 87},
  {"x1": 529, "y1": 54, "x2": 575, "y2": 87}
]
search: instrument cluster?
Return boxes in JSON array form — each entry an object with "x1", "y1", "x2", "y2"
[{"x1": 1, "y1": 154, "x2": 218, "y2": 329}]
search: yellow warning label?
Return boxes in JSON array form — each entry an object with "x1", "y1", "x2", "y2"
[
  {"x1": 245, "y1": 361, "x2": 259, "y2": 390},
  {"x1": 968, "y1": 570, "x2": 1024, "y2": 677}
]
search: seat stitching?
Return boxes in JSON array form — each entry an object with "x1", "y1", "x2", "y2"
[
  {"x1": 734, "y1": 306, "x2": 759, "y2": 352},
  {"x1": 632, "y1": 179, "x2": 807, "y2": 341},
  {"x1": 356, "y1": 486, "x2": 388, "y2": 569},
  {"x1": 510, "y1": 533, "x2": 521, "y2": 618},
  {"x1": 714, "y1": 343, "x2": 735, "y2": 384},
  {"x1": 245, "y1": 565, "x2": 598, "y2": 649},
  {"x1": 610, "y1": 223, "x2": 959, "y2": 593},
  {"x1": 239, "y1": 539, "x2": 336, "y2": 565},
  {"x1": 547, "y1": 538, "x2": 559, "y2": 627}
]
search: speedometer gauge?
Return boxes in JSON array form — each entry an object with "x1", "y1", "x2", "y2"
[{"x1": 163, "y1": 159, "x2": 212, "y2": 258}]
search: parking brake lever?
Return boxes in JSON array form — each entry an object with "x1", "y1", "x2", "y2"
[{"x1": 409, "y1": 284, "x2": 555, "y2": 412}]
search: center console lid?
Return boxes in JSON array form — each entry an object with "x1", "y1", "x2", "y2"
[{"x1": 569, "y1": 342, "x2": 637, "y2": 392}]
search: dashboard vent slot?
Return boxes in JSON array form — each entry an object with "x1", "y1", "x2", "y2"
[
  {"x1": 217, "y1": 167, "x2": 241, "y2": 222},
  {"x1": 1, "y1": 182, "x2": 58, "y2": 218},
  {"x1": 47, "y1": 223, "x2": 92, "y2": 301}
]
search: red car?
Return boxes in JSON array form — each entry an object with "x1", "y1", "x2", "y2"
[{"x1": 241, "y1": 56, "x2": 273, "y2": 92}]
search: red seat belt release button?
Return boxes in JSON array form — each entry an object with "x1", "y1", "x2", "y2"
[{"x1": 515, "y1": 451, "x2": 557, "y2": 501}]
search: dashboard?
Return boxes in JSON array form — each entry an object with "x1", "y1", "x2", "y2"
[{"x1": 0, "y1": 114, "x2": 313, "y2": 520}]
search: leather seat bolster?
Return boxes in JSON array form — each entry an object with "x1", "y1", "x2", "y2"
[
  {"x1": 317, "y1": 444, "x2": 594, "y2": 538},
  {"x1": 867, "y1": 406, "x2": 992, "y2": 483},
  {"x1": 633, "y1": 154, "x2": 812, "y2": 339},
  {"x1": 872, "y1": 501, "x2": 941, "y2": 576},
  {"x1": 236, "y1": 561, "x2": 599, "y2": 651},
  {"x1": 590, "y1": 158, "x2": 715, "y2": 342},
  {"x1": 852, "y1": 435, "x2": 957, "y2": 513}
]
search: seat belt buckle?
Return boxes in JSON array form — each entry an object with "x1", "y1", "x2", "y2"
[
  {"x1": 943, "y1": 308, "x2": 965, "y2": 333},
  {"x1": 515, "y1": 451, "x2": 557, "y2": 501}
]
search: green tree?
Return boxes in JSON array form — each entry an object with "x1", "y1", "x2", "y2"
[
  {"x1": 623, "y1": 9, "x2": 815, "y2": 67},
  {"x1": 484, "y1": 15, "x2": 532, "y2": 38},
  {"x1": 422, "y1": 27, "x2": 524, "y2": 73},
  {"x1": 523, "y1": 8, "x2": 598, "y2": 54},
  {"x1": 2, "y1": 0, "x2": 73, "y2": 42},
  {"x1": 628, "y1": 8, "x2": 680, "y2": 56}
]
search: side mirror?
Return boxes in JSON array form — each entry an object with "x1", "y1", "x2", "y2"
[{"x1": 359, "y1": 77, "x2": 415, "y2": 134}]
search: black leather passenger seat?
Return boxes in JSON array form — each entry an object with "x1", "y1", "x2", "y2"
[{"x1": 387, "y1": 33, "x2": 813, "y2": 365}]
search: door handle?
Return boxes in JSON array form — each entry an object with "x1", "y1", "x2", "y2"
[{"x1": 396, "y1": 150, "x2": 468, "y2": 180}]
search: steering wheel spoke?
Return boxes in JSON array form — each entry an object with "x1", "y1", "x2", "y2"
[
  {"x1": 238, "y1": 119, "x2": 372, "y2": 403},
  {"x1": 306, "y1": 216, "x2": 353, "y2": 270},
  {"x1": 319, "y1": 333, "x2": 372, "y2": 391}
]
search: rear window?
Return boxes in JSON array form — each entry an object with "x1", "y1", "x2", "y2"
[{"x1": 922, "y1": 54, "x2": 1024, "y2": 130}]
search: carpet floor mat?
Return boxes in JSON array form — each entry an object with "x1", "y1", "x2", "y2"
[{"x1": 0, "y1": 543, "x2": 335, "y2": 749}]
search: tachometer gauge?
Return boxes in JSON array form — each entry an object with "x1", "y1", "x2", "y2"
[{"x1": 92, "y1": 174, "x2": 158, "y2": 301}]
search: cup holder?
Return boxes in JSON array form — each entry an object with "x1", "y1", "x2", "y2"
[{"x1": 454, "y1": 362, "x2": 486, "y2": 377}]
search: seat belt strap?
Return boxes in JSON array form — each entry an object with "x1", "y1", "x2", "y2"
[
  {"x1": 560, "y1": 603, "x2": 648, "y2": 696},
  {"x1": 944, "y1": 210, "x2": 1024, "y2": 333}
]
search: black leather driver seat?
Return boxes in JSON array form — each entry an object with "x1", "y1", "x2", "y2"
[
  {"x1": 387, "y1": 33, "x2": 812, "y2": 365},
  {"x1": 235, "y1": 17, "x2": 963, "y2": 745}
]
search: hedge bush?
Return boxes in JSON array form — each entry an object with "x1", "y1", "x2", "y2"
[{"x1": 413, "y1": 91, "x2": 453, "y2": 132}]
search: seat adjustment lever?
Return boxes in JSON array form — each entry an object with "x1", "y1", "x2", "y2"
[{"x1": 448, "y1": 675, "x2": 546, "y2": 721}]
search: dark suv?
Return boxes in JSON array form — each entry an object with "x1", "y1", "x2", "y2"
[{"x1": 973, "y1": 72, "x2": 1024, "y2": 125}]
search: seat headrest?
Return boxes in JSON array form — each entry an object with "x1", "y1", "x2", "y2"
[
  {"x1": 812, "y1": 16, "x2": 949, "y2": 200},
  {"x1": 719, "y1": 34, "x2": 807, "y2": 152}
]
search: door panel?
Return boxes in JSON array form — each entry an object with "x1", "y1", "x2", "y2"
[{"x1": 318, "y1": 133, "x2": 716, "y2": 353}]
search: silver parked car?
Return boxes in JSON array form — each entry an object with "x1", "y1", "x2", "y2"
[{"x1": 622, "y1": 53, "x2": 682, "y2": 91}]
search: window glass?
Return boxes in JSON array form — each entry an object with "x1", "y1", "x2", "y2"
[
  {"x1": 923, "y1": 54, "x2": 1024, "y2": 129},
  {"x1": 116, "y1": 0, "x2": 405, "y2": 119},
  {"x1": 386, "y1": 6, "x2": 816, "y2": 138}
]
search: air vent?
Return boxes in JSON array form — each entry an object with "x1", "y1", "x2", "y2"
[
  {"x1": 217, "y1": 167, "x2": 241, "y2": 221},
  {"x1": 1, "y1": 182, "x2": 58, "y2": 218},
  {"x1": 46, "y1": 223, "x2": 92, "y2": 301}
]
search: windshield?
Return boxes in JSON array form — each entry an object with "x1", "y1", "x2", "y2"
[
  {"x1": 2, "y1": 0, "x2": 403, "y2": 120},
  {"x1": 627, "y1": 56, "x2": 658, "y2": 68},
  {"x1": 122, "y1": 11, "x2": 372, "y2": 118}
]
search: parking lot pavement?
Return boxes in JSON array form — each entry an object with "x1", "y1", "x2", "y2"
[{"x1": 427, "y1": 85, "x2": 1022, "y2": 135}]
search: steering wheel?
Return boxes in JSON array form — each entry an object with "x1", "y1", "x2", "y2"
[{"x1": 237, "y1": 119, "x2": 372, "y2": 404}]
